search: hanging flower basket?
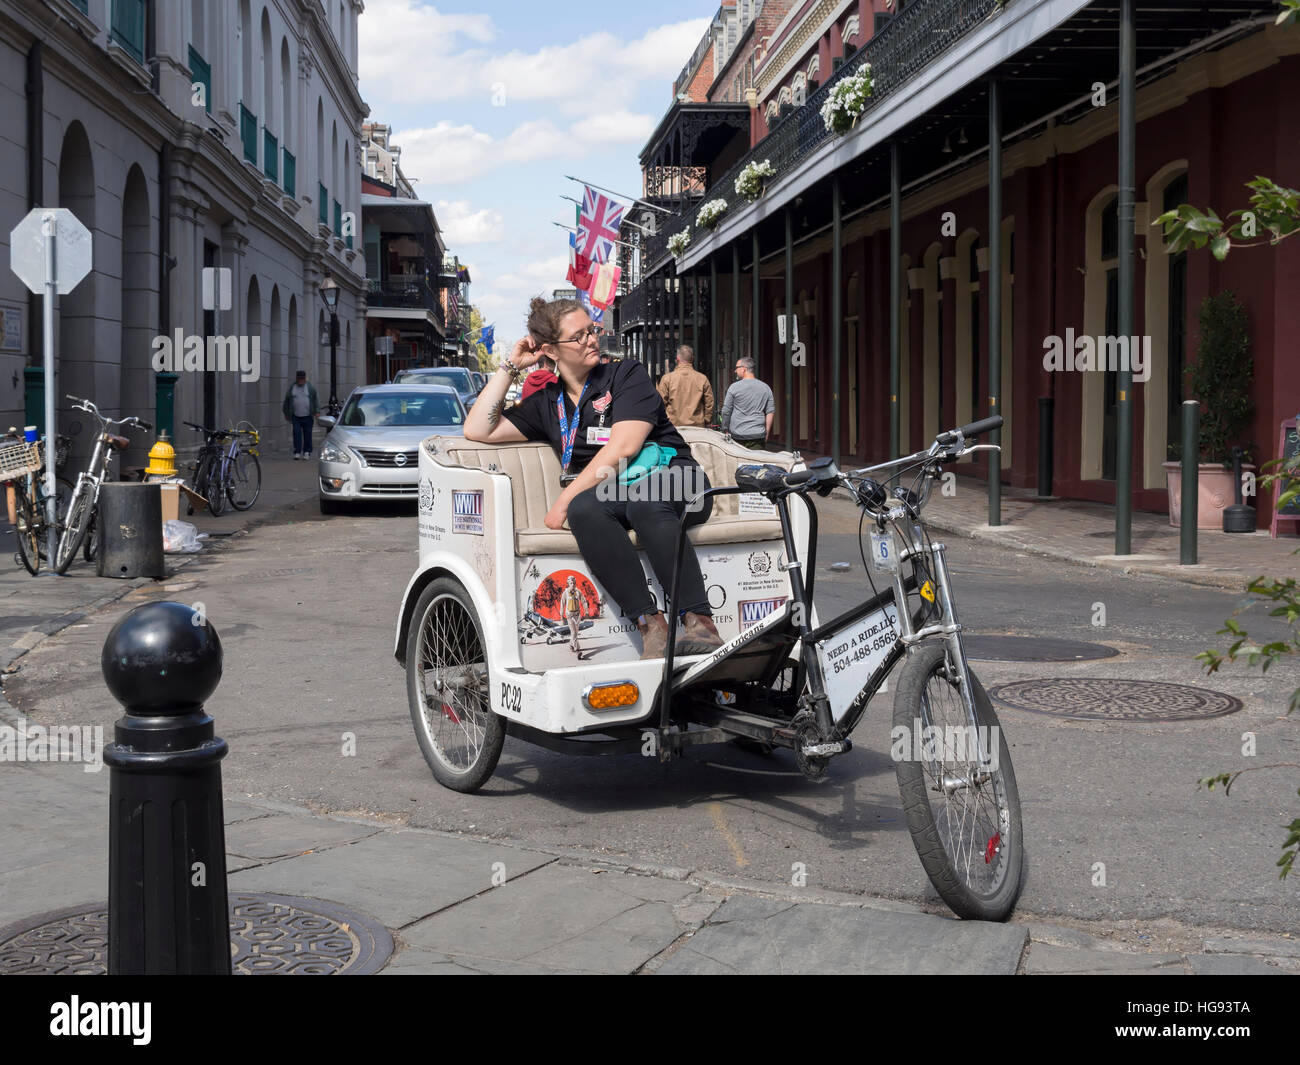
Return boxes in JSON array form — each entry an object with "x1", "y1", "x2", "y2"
[
  {"x1": 667, "y1": 230, "x2": 691, "y2": 258},
  {"x1": 820, "y1": 63, "x2": 874, "y2": 136},
  {"x1": 735, "y1": 159, "x2": 776, "y2": 202},
  {"x1": 696, "y1": 198, "x2": 730, "y2": 230}
]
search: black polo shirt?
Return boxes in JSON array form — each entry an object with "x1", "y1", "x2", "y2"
[{"x1": 503, "y1": 359, "x2": 694, "y2": 475}]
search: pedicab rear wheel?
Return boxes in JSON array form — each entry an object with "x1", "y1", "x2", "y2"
[{"x1": 406, "y1": 577, "x2": 505, "y2": 793}]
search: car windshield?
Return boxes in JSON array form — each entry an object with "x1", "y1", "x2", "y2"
[
  {"x1": 395, "y1": 369, "x2": 471, "y2": 392},
  {"x1": 340, "y1": 392, "x2": 464, "y2": 427}
]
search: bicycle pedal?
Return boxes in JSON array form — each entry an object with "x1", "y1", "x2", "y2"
[{"x1": 801, "y1": 739, "x2": 849, "y2": 757}]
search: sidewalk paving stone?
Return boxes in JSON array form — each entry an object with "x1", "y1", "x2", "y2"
[
  {"x1": 1023, "y1": 942, "x2": 1185, "y2": 974},
  {"x1": 654, "y1": 895, "x2": 1028, "y2": 974},
  {"x1": 223, "y1": 812, "x2": 383, "y2": 861},
  {"x1": 1188, "y1": 954, "x2": 1283, "y2": 975},
  {"x1": 398, "y1": 862, "x2": 700, "y2": 975},
  {"x1": 226, "y1": 829, "x2": 556, "y2": 929}
]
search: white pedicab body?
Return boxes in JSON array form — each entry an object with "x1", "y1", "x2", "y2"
[{"x1": 394, "y1": 427, "x2": 811, "y2": 788}]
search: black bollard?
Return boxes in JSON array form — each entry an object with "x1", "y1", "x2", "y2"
[
  {"x1": 1222, "y1": 445, "x2": 1256, "y2": 533},
  {"x1": 97, "y1": 482, "x2": 165, "y2": 579},
  {"x1": 103, "y1": 601, "x2": 230, "y2": 974}
]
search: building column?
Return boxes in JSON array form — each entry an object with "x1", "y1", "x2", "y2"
[
  {"x1": 889, "y1": 142, "x2": 901, "y2": 460},
  {"x1": 731, "y1": 241, "x2": 740, "y2": 408},
  {"x1": 784, "y1": 207, "x2": 794, "y2": 449},
  {"x1": 988, "y1": 77, "x2": 1003, "y2": 525},
  {"x1": 831, "y1": 175, "x2": 842, "y2": 466},
  {"x1": 709, "y1": 254, "x2": 718, "y2": 387},
  {"x1": 751, "y1": 230, "x2": 760, "y2": 376},
  {"x1": 1115, "y1": 0, "x2": 1136, "y2": 552}
]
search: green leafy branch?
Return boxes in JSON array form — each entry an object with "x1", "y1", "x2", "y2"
[{"x1": 1154, "y1": 177, "x2": 1300, "y2": 261}]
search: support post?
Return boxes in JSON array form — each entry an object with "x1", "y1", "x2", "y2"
[
  {"x1": 832, "y1": 175, "x2": 843, "y2": 467},
  {"x1": 732, "y1": 240, "x2": 740, "y2": 414},
  {"x1": 988, "y1": 78, "x2": 1003, "y2": 526},
  {"x1": 709, "y1": 255, "x2": 718, "y2": 386},
  {"x1": 1180, "y1": 400, "x2": 1198, "y2": 564},
  {"x1": 890, "y1": 142, "x2": 901, "y2": 460},
  {"x1": 785, "y1": 207, "x2": 794, "y2": 450},
  {"x1": 752, "y1": 230, "x2": 760, "y2": 375},
  {"x1": 1115, "y1": 0, "x2": 1136, "y2": 554}
]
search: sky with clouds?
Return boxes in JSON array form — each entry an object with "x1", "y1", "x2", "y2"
[{"x1": 358, "y1": 0, "x2": 712, "y2": 345}]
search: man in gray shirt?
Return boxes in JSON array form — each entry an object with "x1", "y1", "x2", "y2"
[{"x1": 720, "y1": 357, "x2": 775, "y2": 449}]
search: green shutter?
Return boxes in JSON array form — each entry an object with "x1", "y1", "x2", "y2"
[
  {"x1": 111, "y1": 0, "x2": 145, "y2": 64},
  {"x1": 319, "y1": 184, "x2": 328, "y2": 225},
  {"x1": 188, "y1": 47, "x2": 212, "y2": 114},
  {"x1": 240, "y1": 104, "x2": 258, "y2": 165},
  {"x1": 264, "y1": 131, "x2": 278, "y2": 181},
  {"x1": 283, "y1": 150, "x2": 296, "y2": 197}
]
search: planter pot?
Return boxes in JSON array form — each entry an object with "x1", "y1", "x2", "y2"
[{"x1": 1163, "y1": 461, "x2": 1254, "y2": 529}]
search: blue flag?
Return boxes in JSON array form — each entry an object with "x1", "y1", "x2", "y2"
[{"x1": 481, "y1": 324, "x2": 494, "y2": 353}]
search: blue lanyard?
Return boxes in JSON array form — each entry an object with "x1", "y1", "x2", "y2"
[{"x1": 556, "y1": 381, "x2": 589, "y2": 474}]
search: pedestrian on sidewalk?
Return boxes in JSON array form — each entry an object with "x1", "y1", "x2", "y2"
[
  {"x1": 721, "y1": 357, "x2": 775, "y2": 449},
  {"x1": 657, "y1": 346, "x2": 715, "y2": 427},
  {"x1": 283, "y1": 370, "x2": 319, "y2": 459}
]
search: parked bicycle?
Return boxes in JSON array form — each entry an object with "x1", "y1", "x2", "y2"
[
  {"x1": 55, "y1": 396, "x2": 152, "y2": 574},
  {"x1": 1, "y1": 430, "x2": 74, "y2": 575},
  {"x1": 183, "y1": 421, "x2": 261, "y2": 517}
]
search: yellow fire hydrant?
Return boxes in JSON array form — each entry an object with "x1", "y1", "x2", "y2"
[{"x1": 145, "y1": 431, "x2": 177, "y2": 477}]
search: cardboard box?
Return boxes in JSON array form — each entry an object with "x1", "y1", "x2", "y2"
[{"x1": 159, "y1": 483, "x2": 180, "y2": 523}]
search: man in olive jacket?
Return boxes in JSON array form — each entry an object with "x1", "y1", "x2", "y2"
[
  {"x1": 657, "y1": 346, "x2": 715, "y2": 427},
  {"x1": 282, "y1": 370, "x2": 320, "y2": 459}
]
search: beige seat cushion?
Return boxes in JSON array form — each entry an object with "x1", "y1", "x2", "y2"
[{"x1": 425, "y1": 428, "x2": 796, "y2": 555}]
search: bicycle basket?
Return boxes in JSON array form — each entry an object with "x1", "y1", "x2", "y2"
[{"x1": 0, "y1": 440, "x2": 41, "y2": 483}]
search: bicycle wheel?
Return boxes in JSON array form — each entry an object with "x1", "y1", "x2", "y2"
[
  {"x1": 82, "y1": 506, "x2": 98, "y2": 562},
  {"x1": 405, "y1": 577, "x2": 505, "y2": 793},
  {"x1": 892, "y1": 640, "x2": 1024, "y2": 921},
  {"x1": 55, "y1": 480, "x2": 94, "y2": 574},
  {"x1": 13, "y1": 490, "x2": 40, "y2": 575},
  {"x1": 205, "y1": 456, "x2": 226, "y2": 516},
  {"x1": 227, "y1": 450, "x2": 261, "y2": 510}
]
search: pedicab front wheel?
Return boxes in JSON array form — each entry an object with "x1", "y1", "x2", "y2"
[{"x1": 406, "y1": 577, "x2": 505, "y2": 793}]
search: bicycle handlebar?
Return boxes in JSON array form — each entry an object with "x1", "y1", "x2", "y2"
[{"x1": 936, "y1": 415, "x2": 1002, "y2": 445}]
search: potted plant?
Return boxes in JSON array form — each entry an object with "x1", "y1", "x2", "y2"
[
  {"x1": 696, "y1": 198, "x2": 729, "y2": 230},
  {"x1": 666, "y1": 230, "x2": 691, "y2": 258},
  {"x1": 735, "y1": 159, "x2": 775, "y2": 202},
  {"x1": 820, "y1": 63, "x2": 873, "y2": 135},
  {"x1": 1163, "y1": 290, "x2": 1255, "y2": 528}
]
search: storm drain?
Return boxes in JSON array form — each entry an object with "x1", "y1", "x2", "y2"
[
  {"x1": 988, "y1": 678, "x2": 1243, "y2": 722},
  {"x1": 964, "y1": 636, "x2": 1118, "y2": 662},
  {"x1": 0, "y1": 892, "x2": 393, "y2": 975}
]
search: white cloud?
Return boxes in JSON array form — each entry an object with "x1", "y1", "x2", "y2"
[
  {"x1": 361, "y1": 7, "x2": 712, "y2": 110},
  {"x1": 435, "y1": 200, "x2": 506, "y2": 244},
  {"x1": 570, "y1": 109, "x2": 657, "y2": 145},
  {"x1": 473, "y1": 254, "x2": 571, "y2": 330}
]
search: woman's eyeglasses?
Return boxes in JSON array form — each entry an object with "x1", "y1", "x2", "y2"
[{"x1": 555, "y1": 325, "x2": 601, "y2": 346}]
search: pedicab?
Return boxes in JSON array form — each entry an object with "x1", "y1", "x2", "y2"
[{"x1": 394, "y1": 419, "x2": 1024, "y2": 920}]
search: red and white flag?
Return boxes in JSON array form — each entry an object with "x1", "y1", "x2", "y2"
[
  {"x1": 566, "y1": 232, "x2": 592, "y2": 291},
  {"x1": 577, "y1": 185, "x2": 624, "y2": 264},
  {"x1": 586, "y1": 260, "x2": 621, "y2": 309}
]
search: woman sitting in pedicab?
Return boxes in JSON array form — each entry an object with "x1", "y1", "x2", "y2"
[{"x1": 463, "y1": 296, "x2": 723, "y2": 660}]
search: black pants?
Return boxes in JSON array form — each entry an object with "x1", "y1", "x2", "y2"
[{"x1": 567, "y1": 461, "x2": 713, "y2": 619}]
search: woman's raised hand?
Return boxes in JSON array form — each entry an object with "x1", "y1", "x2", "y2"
[{"x1": 507, "y1": 336, "x2": 545, "y2": 372}]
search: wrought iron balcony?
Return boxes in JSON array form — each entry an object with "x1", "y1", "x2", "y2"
[
  {"x1": 368, "y1": 279, "x2": 445, "y2": 326},
  {"x1": 645, "y1": 0, "x2": 1000, "y2": 275}
]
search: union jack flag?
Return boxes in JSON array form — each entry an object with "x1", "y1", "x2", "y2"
[{"x1": 577, "y1": 185, "x2": 624, "y2": 264}]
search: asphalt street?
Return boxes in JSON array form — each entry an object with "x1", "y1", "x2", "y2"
[{"x1": 5, "y1": 495, "x2": 1297, "y2": 935}]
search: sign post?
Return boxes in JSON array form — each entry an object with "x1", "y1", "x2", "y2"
[{"x1": 10, "y1": 208, "x2": 93, "y2": 572}]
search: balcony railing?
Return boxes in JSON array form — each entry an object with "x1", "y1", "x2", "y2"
[
  {"x1": 188, "y1": 46, "x2": 211, "y2": 114},
  {"x1": 283, "y1": 149, "x2": 296, "y2": 197},
  {"x1": 263, "y1": 131, "x2": 278, "y2": 182},
  {"x1": 240, "y1": 104, "x2": 258, "y2": 165},
  {"x1": 319, "y1": 183, "x2": 328, "y2": 225},
  {"x1": 645, "y1": 0, "x2": 1000, "y2": 274},
  {"x1": 367, "y1": 279, "x2": 445, "y2": 325}
]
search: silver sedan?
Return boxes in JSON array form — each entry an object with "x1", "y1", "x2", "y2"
[{"x1": 317, "y1": 383, "x2": 465, "y2": 514}]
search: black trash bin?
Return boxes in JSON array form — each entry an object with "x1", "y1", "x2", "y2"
[{"x1": 97, "y1": 482, "x2": 165, "y2": 579}]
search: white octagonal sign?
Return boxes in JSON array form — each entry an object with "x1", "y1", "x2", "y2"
[{"x1": 10, "y1": 207, "x2": 93, "y2": 295}]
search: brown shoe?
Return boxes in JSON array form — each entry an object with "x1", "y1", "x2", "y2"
[
  {"x1": 676, "y1": 612, "x2": 724, "y2": 655},
  {"x1": 635, "y1": 611, "x2": 670, "y2": 660}
]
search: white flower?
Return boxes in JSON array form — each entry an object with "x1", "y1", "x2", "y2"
[
  {"x1": 821, "y1": 63, "x2": 874, "y2": 134},
  {"x1": 667, "y1": 230, "x2": 691, "y2": 257},
  {"x1": 696, "y1": 198, "x2": 730, "y2": 229},
  {"x1": 735, "y1": 159, "x2": 776, "y2": 201}
]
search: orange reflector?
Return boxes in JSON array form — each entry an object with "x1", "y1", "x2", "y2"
[{"x1": 583, "y1": 682, "x2": 639, "y2": 711}]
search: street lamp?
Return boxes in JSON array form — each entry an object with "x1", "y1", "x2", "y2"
[{"x1": 319, "y1": 274, "x2": 340, "y2": 415}]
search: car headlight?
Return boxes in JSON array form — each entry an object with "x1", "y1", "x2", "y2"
[{"x1": 320, "y1": 441, "x2": 351, "y2": 464}]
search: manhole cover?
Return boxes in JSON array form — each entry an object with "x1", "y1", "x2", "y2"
[
  {"x1": 965, "y1": 636, "x2": 1118, "y2": 662},
  {"x1": 988, "y1": 678, "x2": 1243, "y2": 721},
  {"x1": 0, "y1": 893, "x2": 392, "y2": 975}
]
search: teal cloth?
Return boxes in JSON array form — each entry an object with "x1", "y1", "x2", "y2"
[{"x1": 619, "y1": 443, "x2": 676, "y2": 485}]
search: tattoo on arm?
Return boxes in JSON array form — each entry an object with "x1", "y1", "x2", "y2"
[{"x1": 485, "y1": 399, "x2": 503, "y2": 431}]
